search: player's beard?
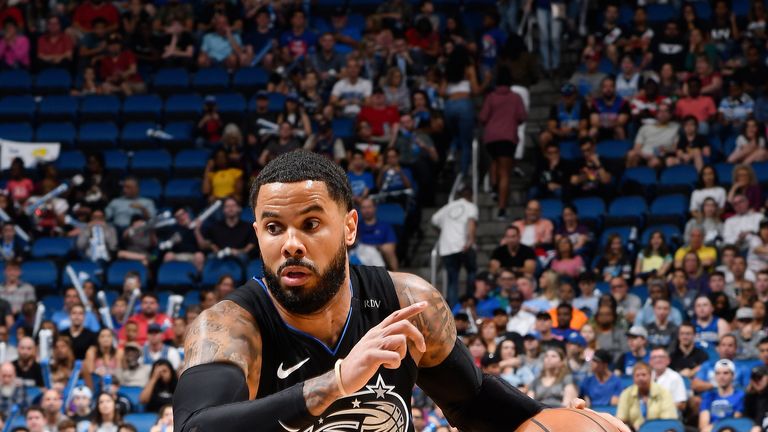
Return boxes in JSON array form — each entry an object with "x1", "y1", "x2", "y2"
[{"x1": 262, "y1": 239, "x2": 347, "y2": 315}]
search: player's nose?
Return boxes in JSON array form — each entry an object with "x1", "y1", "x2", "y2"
[{"x1": 281, "y1": 228, "x2": 306, "y2": 258}]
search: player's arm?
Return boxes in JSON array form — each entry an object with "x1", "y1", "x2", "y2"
[{"x1": 391, "y1": 272, "x2": 546, "y2": 431}]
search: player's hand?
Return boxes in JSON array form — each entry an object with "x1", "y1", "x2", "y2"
[
  {"x1": 568, "y1": 398, "x2": 630, "y2": 432},
  {"x1": 339, "y1": 301, "x2": 427, "y2": 394}
]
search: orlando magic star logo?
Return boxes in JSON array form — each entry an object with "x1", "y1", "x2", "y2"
[{"x1": 280, "y1": 375, "x2": 409, "y2": 432}]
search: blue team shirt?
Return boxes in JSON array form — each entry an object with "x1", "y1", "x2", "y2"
[
  {"x1": 480, "y1": 28, "x2": 507, "y2": 67},
  {"x1": 347, "y1": 171, "x2": 375, "y2": 198},
  {"x1": 696, "y1": 359, "x2": 751, "y2": 390},
  {"x1": 279, "y1": 29, "x2": 317, "y2": 58},
  {"x1": 551, "y1": 327, "x2": 579, "y2": 341},
  {"x1": 580, "y1": 374, "x2": 623, "y2": 406},
  {"x1": 359, "y1": 220, "x2": 397, "y2": 246},
  {"x1": 619, "y1": 351, "x2": 651, "y2": 376},
  {"x1": 701, "y1": 388, "x2": 745, "y2": 424}
]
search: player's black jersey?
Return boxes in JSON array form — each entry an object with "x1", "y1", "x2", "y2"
[{"x1": 226, "y1": 265, "x2": 418, "y2": 432}]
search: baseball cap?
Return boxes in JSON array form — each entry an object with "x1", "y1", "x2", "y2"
[
  {"x1": 560, "y1": 83, "x2": 576, "y2": 96},
  {"x1": 71, "y1": 386, "x2": 92, "y2": 399},
  {"x1": 566, "y1": 333, "x2": 587, "y2": 347},
  {"x1": 592, "y1": 349, "x2": 612, "y2": 364},
  {"x1": 480, "y1": 353, "x2": 500, "y2": 367},
  {"x1": 148, "y1": 323, "x2": 163, "y2": 333},
  {"x1": 752, "y1": 365, "x2": 768, "y2": 379},
  {"x1": 736, "y1": 307, "x2": 755, "y2": 320},
  {"x1": 715, "y1": 359, "x2": 736, "y2": 373},
  {"x1": 626, "y1": 326, "x2": 648, "y2": 338}
]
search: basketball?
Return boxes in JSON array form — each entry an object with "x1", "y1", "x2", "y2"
[{"x1": 515, "y1": 408, "x2": 622, "y2": 432}]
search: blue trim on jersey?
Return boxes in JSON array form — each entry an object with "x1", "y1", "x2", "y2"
[{"x1": 253, "y1": 276, "x2": 354, "y2": 356}]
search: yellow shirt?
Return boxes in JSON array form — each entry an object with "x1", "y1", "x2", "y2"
[
  {"x1": 211, "y1": 168, "x2": 242, "y2": 199},
  {"x1": 616, "y1": 383, "x2": 678, "y2": 430},
  {"x1": 674, "y1": 245, "x2": 717, "y2": 264}
]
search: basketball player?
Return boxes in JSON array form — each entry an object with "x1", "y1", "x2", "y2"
[{"x1": 173, "y1": 151, "x2": 629, "y2": 432}]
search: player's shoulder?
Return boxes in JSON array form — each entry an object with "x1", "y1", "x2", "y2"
[{"x1": 387, "y1": 271, "x2": 442, "y2": 308}]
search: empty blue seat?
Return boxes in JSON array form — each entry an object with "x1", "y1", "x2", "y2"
[
  {"x1": 138, "y1": 178, "x2": 162, "y2": 202},
  {"x1": 164, "y1": 178, "x2": 202, "y2": 206},
  {"x1": 606, "y1": 195, "x2": 647, "y2": 226},
  {"x1": 183, "y1": 289, "x2": 200, "y2": 307},
  {"x1": 131, "y1": 149, "x2": 172, "y2": 177},
  {"x1": 31, "y1": 237, "x2": 73, "y2": 258},
  {"x1": 659, "y1": 165, "x2": 698, "y2": 192},
  {"x1": 712, "y1": 418, "x2": 755, "y2": 432},
  {"x1": 124, "y1": 412, "x2": 156, "y2": 430},
  {"x1": 152, "y1": 68, "x2": 190, "y2": 94},
  {"x1": 0, "y1": 69, "x2": 31, "y2": 94},
  {"x1": 232, "y1": 67, "x2": 269, "y2": 93},
  {"x1": 377, "y1": 203, "x2": 405, "y2": 226},
  {"x1": 80, "y1": 95, "x2": 120, "y2": 121},
  {"x1": 41, "y1": 295, "x2": 64, "y2": 313},
  {"x1": 103, "y1": 150, "x2": 128, "y2": 174},
  {"x1": 55, "y1": 150, "x2": 86, "y2": 175},
  {"x1": 646, "y1": 3, "x2": 677, "y2": 23},
  {"x1": 202, "y1": 258, "x2": 244, "y2": 286},
  {"x1": 214, "y1": 93, "x2": 246, "y2": 120},
  {"x1": 559, "y1": 140, "x2": 580, "y2": 160},
  {"x1": 621, "y1": 167, "x2": 657, "y2": 190},
  {"x1": 247, "y1": 259, "x2": 264, "y2": 279},
  {"x1": 119, "y1": 386, "x2": 144, "y2": 413},
  {"x1": 38, "y1": 95, "x2": 78, "y2": 121},
  {"x1": 0, "y1": 123, "x2": 32, "y2": 142},
  {"x1": 0, "y1": 95, "x2": 35, "y2": 121},
  {"x1": 78, "y1": 122, "x2": 118, "y2": 147},
  {"x1": 630, "y1": 285, "x2": 649, "y2": 304},
  {"x1": 120, "y1": 121, "x2": 154, "y2": 148},
  {"x1": 34, "y1": 68, "x2": 72, "y2": 94},
  {"x1": 539, "y1": 198, "x2": 563, "y2": 222},
  {"x1": 638, "y1": 419, "x2": 684, "y2": 432},
  {"x1": 164, "y1": 122, "x2": 193, "y2": 146},
  {"x1": 732, "y1": 0, "x2": 750, "y2": 17},
  {"x1": 596, "y1": 139, "x2": 632, "y2": 160},
  {"x1": 754, "y1": 162, "x2": 768, "y2": 184},
  {"x1": 61, "y1": 260, "x2": 103, "y2": 287},
  {"x1": 174, "y1": 149, "x2": 209, "y2": 175},
  {"x1": 649, "y1": 194, "x2": 689, "y2": 225},
  {"x1": 106, "y1": 260, "x2": 148, "y2": 288},
  {"x1": 157, "y1": 261, "x2": 198, "y2": 288},
  {"x1": 714, "y1": 162, "x2": 734, "y2": 187},
  {"x1": 36, "y1": 122, "x2": 76, "y2": 147},
  {"x1": 193, "y1": 67, "x2": 229, "y2": 93},
  {"x1": 21, "y1": 260, "x2": 58, "y2": 289},
  {"x1": 599, "y1": 226, "x2": 633, "y2": 248},
  {"x1": 572, "y1": 197, "x2": 606, "y2": 222},
  {"x1": 164, "y1": 94, "x2": 203, "y2": 120},
  {"x1": 692, "y1": 1, "x2": 712, "y2": 20},
  {"x1": 122, "y1": 94, "x2": 162, "y2": 121},
  {"x1": 267, "y1": 92, "x2": 286, "y2": 112},
  {"x1": 332, "y1": 117, "x2": 355, "y2": 139}
]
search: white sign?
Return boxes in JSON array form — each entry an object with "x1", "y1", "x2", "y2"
[{"x1": 0, "y1": 139, "x2": 60, "y2": 170}]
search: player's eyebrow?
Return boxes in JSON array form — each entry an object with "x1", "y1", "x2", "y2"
[{"x1": 261, "y1": 205, "x2": 324, "y2": 220}]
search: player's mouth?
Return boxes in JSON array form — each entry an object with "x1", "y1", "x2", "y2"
[{"x1": 280, "y1": 266, "x2": 312, "y2": 286}]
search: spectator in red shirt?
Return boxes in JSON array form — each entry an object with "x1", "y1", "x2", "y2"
[
  {"x1": 6, "y1": 158, "x2": 34, "y2": 205},
  {"x1": 0, "y1": 19, "x2": 28, "y2": 69},
  {"x1": 72, "y1": 0, "x2": 119, "y2": 35},
  {"x1": 37, "y1": 16, "x2": 74, "y2": 70},
  {"x1": 675, "y1": 77, "x2": 716, "y2": 135},
  {"x1": 98, "y1": 33, "x2": 145, "y2": 95},
  {"x1": 357, "y1": 87, "x2": 400, "y2": 145},
  {"x1": 118, "y1": 293, "x2": 174, "y2": 345},
  {"x1": 0, "y1": 0, "x2": 24, "y2": 31},
  {"x1": 405, "y1": 16, "x2": 440, "y2": 61}
]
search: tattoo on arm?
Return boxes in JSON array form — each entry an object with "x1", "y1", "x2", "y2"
[{"x1": 303, "y1": 370, "x2": 342, "y2": 416}]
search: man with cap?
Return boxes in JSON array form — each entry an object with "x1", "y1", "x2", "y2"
[
  {"x1": 615, "y1": 326, "x2": 650, "y2": 376},
  {"x1": 117, "y1": 341, "x2": 151, "y2": 387},
  {"x1": 649, "y1": 346, "x2": 687, "y2": 412},
  {"x1": 144, "y1": 323, "x2": 182, "y2": 370},
  {"x1": 68, "y1": 385, "x2": 93, "y2": 428},
  {"x1": 699, "y1": 359, "x2": 746, "y2": 431},
  {"x1": 744, "y1": 364, "x2": 768, "y2": 427},
  {"x1": 733, "y1": 307, "x2": 766, "y2": 360},
  {"x1": 579, "y1": 349, "x2": 622, "y2": 407},
  {"x1": 538, "y1": 82, "x2": 589, "y2": 151},
  {"x1": 565, "y1": 333, "x2": 590, "y2": 386},
  {"x1": 98, "y1": 32, "x2": 145, "y2": 96},
  {"x1": 693, "y1": 334, "x2": 751, "y2": 393},
  {"x1": 481, "y1": 353, "x2": 501, "y2": 376}
]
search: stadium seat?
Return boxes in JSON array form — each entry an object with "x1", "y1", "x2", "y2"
[
  {"x1": 332, "y1": 117, "x2": 355, "y2": 139},
  {"x1": 0, "y1": 69, "x2": 31, "y2": 95},
  {"x1": 571, "y1": 197, "x2": 606, "y2": 224},
  {"x1": 641, "y1": 225, "x2": 682, "y2": 248},
  {"x1": 714, "y1": 162, "x2": 734, "y2": 187},
  {"x1": 119, "y1": 386, "x2": 144, "y2": 413},
  {"x1": 152, "y1": 68, "x2": 190, "y2": 94},
  {"x1": 164, "y1": 178, "x2": 202, "y2": 207},
  {"x1": 20, "y1": 260, "x2": 58, "y2": 290},
  {"x1": 247, "y1": 259, "x2": 264, "y2": 279},
  {"x1": 267, "y1": 92, "x2": 286, "y2": 112},
  {"x1": 754, "y1": 162, "x2": 768, "y2": 185},
  {"x1": 36, "y1": 122, "x2": 76, "y2": 147},
  {"x1": 122, "y1": 94, "x2": 163, "y2": 121},
  {"x1": 692, "y1": 1, "x2": 712, "y2": 20},
  {"x1": 599, "y1": 226, "x2": 633, "y2": 248},
  {"x1": 61, "y1": 260, "x2": 103, "y2": 287},
  {"x1": 174, "y1": 149, "x2": 209, "y2": 175},
  {"x1": 183, "y1": 289, "x2": 200, "y2": 307},
  {"x1": 131, "y1": 149, "x2": 173, "y2": 178},
  {"x1": 202, "y1": 258, "x2": 244, "y2": 286},
  {"x1": 34, "y1": 68, "x2": 72, "y2": 94},
  {"x1": 648, "y1": 194, "x2": 689, "y2": 226},
  {"x1": 620, "y1": 375, "x2": 634, "y2": 389},
  {"x1": 0, "y1": 95, "x2": 35, "y2": 122},
  {"x1": 645, "y1": 3, "x2": 677, "y2": 23},
  {"x1": 55, "y1": 150, "x2": 86, "y2": 176},
  {"x1": 732, "y1": 0, "x2": 750, "y2": 17},
  {"x1": 630, "y1": 285, "x2": 648, "y2": 303},
  {"x1": 232, "y1": 67, "x2": 269, "y2": 94},
  {"x1": 214, "y1": 93, "x2": 247, "y2": 122},
  {"x1": 138, "y1": 178, "x2": 162, "y2": 202},
  {"x1": 103, "y1": 150, "x2": 129, "y2": 174},
  {"x1": 638, "y1": 419, "x2": 684, "y2": 432},
  {"x1": 120, "y1": 121, "x2": 154, "y2": 148},
  {"x1": 38, "y1": 95, "x2": 78, "y2": 121},
  {"x1": 164, "y1": 94, "x2": 203, "y2": 121},
  {"x1": 596, "y1": 139, "x2": 632, "y2": 160},
  {"x1": 78, "y1": 122, "x2": 118, "y2": 148},
  {"x1": 712, "y1": 418, "x2": 755, "y2": 432},
  {"x1": 163, "y1": 121, "x2": 194, "y2": 147},
  {"x1": 539, "y1": 199, "x2": 563, "y2": 223},
  {"x1": 0, "y1": 123, "x2": 32, "y2": 141},
  {"x1": 157, "y1": 261, "x2": 198, "y2": 289},
  {"x1": 377, "y1": 203, "x2": 405, "y2": 226},
  {"x1": 41, "y1": 294, "x2": 64, "y2": 313},
  {"x1": 658, "y1": 165, "x2": 698, "y2": 194},
  {"x1": 80, "y1": 95, "x2": 120, "y2": 121},
  {"x1": 193, "y1": 67, "x2": 230, "y2": 93},
  {"x1": 31, "y1": 237, "x2": 73, "y2": 259},
  {"x1": 605, "y1": 195, "x2": 647, "y2": 227},
  {"x1": 559, "y1": 140, "x2": 581, "y2": 161},
  {"x1": 621, "y1": 168, "x2": 657, "y2": 194},
  {"x1": 106, "y1": 260, "x2": 148, "y2": 288}
]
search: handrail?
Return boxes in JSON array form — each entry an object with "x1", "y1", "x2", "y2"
[
  {"x1": 471, "y1": 138, "x2": 479, "y2": 207},
  {"x1": 430, "y1": 244, "x2": 439, "y2": 287}
]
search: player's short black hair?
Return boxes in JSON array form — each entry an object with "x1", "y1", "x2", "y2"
[{"x1": 250, "y1": 150, "x2": 353, "y2": 212}]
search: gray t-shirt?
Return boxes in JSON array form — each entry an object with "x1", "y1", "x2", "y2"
[{"x1": 531, "y1": 373, "x2": 574, "y2": 407}]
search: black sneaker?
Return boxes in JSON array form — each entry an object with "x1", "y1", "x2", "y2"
[{"x1": 495, "y1": 208, "x2": 508, "y2": 221}]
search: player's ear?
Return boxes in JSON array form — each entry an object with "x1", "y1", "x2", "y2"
[{"x1": 344, "y1": 208, "x2": 358, "y2": 246}]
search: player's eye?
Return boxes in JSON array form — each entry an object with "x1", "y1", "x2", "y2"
[
  {"x1": 303, "y1": 219, "x2": 320, "y2": 231},
  {"x1": 265, "y1": 223, "x2": 283, "y2": 235}
]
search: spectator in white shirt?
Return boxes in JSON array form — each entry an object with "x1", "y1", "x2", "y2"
[
  {"x1": 506, "y1": 289, "x2": 536, "y2": 336},
  {"x1": 142, "y1": 324, "x2": 181, "y2": 371},
  {"x1": 724, "y1": 193, "x2": 765, "y2": 248},
  {"x1": 329, "y1": 58, "x2": 372, "y2": 117},
  {"x1": 650, "y1": 346, "x2": 688, "y2": 412},
  {"x1": 747, "y1": 221, "x2": 768, "y2": 273}
]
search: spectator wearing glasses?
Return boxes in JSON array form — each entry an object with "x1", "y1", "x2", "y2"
[{"x1": 649, "y1": 347, "x2": 688, "y2": 413}]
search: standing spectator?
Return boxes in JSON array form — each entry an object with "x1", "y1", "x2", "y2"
[
  {"x1": 616, "y1": 326, "x2": 651, "y2": 376},
  {"x1": 699, "y1": 359, "x2": 745, "y2": 432},
  {"x1": 535, "y1": 1, "x2": 563, "y2": 78},
  {"x1": 97, "y1": 33, "x2": 145, "y2": 96},
  {"x1": 60, "y1": 304, "x2": 98, "y2": 360},
  {"x1": 580, "y1": 349, "x2": 622, "y2": 407},
  {"x1": 528, "y1": 348, "x2": 577, "y2": 408},
  {"x1": 196, "y1": 197, "x2": 257, "y2": 262},
  {"x1": 197, "y1": 14, "x2": 250, "y2": 70},
  {"x1": 431, "y1": 186, "x2": 477, "y2": 307},
  {"x1": 13, "y1": 337, "x2": 42, "y2": 388},
  {"x1": 0, "y1": 260, "x2": 35, "y2": 314},
  {"x1": 588, "y1": 77, "x2": 630, "y2": 141},
  {"x1": 138, "y1": 360, "x2": 177, "y2": 413},
  {"x1": 479, "y1": 66, "x2": 527, "y2": 221},
  {"x1": 489, "y1": 226, "x2": 537, "y2": 277},
  {"x1": 330, "y1": 58, "x2": 372, "y2": 118},
  {"x1": 616, "y1": 362, "x2": 678, "y2": 430},
  {"x1": 357, "y1": 198, "x2": 399, "y2": 271},
  {"x1": 0, "y1": 20, "x2": 27, "y2": 68},
  {"x1": 649, "y1": 347, "x2": 688, "y2": 412},
  {"x1": 670, "y1": 322, "x2": 709, "y2": 379},
  {"x1": 105, "y1": 177, "x2": 156, "y2": 230},
  {"x1": 76, "y1": 208, "x2": 118, "y2": 263},
  {"x1": 442, "y1": 44, "x2": 479, "y2": 175},
  {"x1": 72, "y1": 0, "x2": 119, "y2": 35},
  {"x1": 36, "y1": 16, "x2": 74, "y2": 69}
]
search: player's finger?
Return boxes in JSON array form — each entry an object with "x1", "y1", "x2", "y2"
[
  {"x1": 378, "y1": 301, "x2": 428, "y2": 327},
  {"x1": 379, "y1": 351, "x2": 402, "y2": 369},
  {"x1": 380, "y1": 334, "x2": 408, "y2": 358},
  {"x1": 382, "y1": 319, "x2": 426, "y2": 352}
]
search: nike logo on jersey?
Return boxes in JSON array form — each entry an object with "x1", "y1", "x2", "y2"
[{"x1": 277, "y1": 357, "x2": 310, "y2": 379}]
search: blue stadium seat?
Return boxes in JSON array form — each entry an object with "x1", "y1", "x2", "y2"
[
  {"x1": 267, "y1": 92, "x2": 286, "y2": 112},
  {"x1": 156, "y1": 290, "x2": 172, "y2": 311},
  {"x1": 714, "y1": 162, "x2": 734, "y2": 187},
  {"x1": 125, "y1": 411, "x2": 153, "y2": 426},
  {"x1": 41, "y1": 294, "x2": 64, "y2": 312},
  {"x1": 55, "y1": 150, "x2": 86, "y2": 176},
  {"x1": 606, "y1": 196, "x2": 647, "y2": 227},
  {"x1": 621, "y1": 166, "x2": 657, "y2": 191},
  {"x1": 36, "y1": 122, "x2": 76, "y2": 147},
  {"x1": 202, "y1": 258, "x2": 244, "y2": 286},
  {"x1": 78, "y1": 122, "x2": 118, "y2": 147},
  {"x1": 591, "y1": 405, "x2": 617, "y2": 416},
  {"x1": 103, "y1": 290, "x2": 119, "y2": 305},
  {"x1": 646, "y1": 3, "x2": 677, "y2": 23},
  {"x1": 138, "y1": 178, "x2": 162, "y2": 202},
  {"x1": 539, "y1": 198, "x2": 563, "y2": 223},
  {"x1": 6, "y1": 412, "x2": 26, "y2": 430},
  {"x1": 193, "y1": 67, "x2": 230, "y2": 93},
  {"x1": 692, "y1": 1, "x2": 712, "y2": 20},
  {"x1": 648, "y1": 194, "x2": 689, "y2": 226},
  {"x1": 183, "y1": 289, "x2": 200, "y2": 307},
  {"x1": 120, "y1": 121, "x2": 154, "y2": 148},
  {"x1": 80, "y1": 95, "x2": 120, "y2": 121},
  {"x1": 0, "y1": 69, "x2": 31, "y2": 94},
  {"x1": 31, "y1": 237, "x2": 73, "y2": 259},
  {"x1": 61, "y1": 260, "x2": 103, "y2": 287},
  {"x1": 164, "y1": 121, "x2": 194, "y2": 147},
  {"x1": 638, "y1": 419, "x2": 684, "y2": 432},
  {"x1": 596, "y1": 139, "x2": 632, "y2": 160},
  {"x1": 247, "y1": 259, "x2": 264, "y2": 279},
  {"x1": 0, "y1": 95, "x2": 36, "y2": 122},
  {"x1": 122, "y1": 94, "x2": 163, "y2": 121},
  {"x1": 630, "y1": 285, "x2": 648, "y2": 304},
  {"x1": 620, "y1": 375, "x2": 634, "y2": 389},
  {"x1": 754, "y1": 162, "x2": 768, "y2": 185},
  {"x1": 21, "y1": 260, "x2": 58, "y2": 290},
  {"x1": 164, "y1": 178, "x2": 202, "y2": 206},
  {"x1": 131, "y1": 150, "x2": 172, "y2": 178},
  {"x1": 572, "y1": 197, "x2": 606, "y2": 223},
  {"x1": 164, "y1": 94, "x2": 203, "y2": 120},
  {"x1": 713, "y1": 418, "x2": 754, "y2": 432},
  {"x1": 377, "y1": 203, "x2": 405, "y2": 226},
  {"x1": 119, "y1": 386, "x2": 144, "y2": 413},
  {"x1": 599, "y1": 226, "x2": 633, "y2": 248},
  {"x1": 38, "y1": 95, "x2": 78, "y2": 121},
  {"x1": 34, "y1": 68, "x2": 72, "y2": 94},
  {"x1": 232, "y1": 67, "x2": 269, "y2": 93},
  {"x1": 641, "y1": 225, "x2": 682, "y2": 247},
  {"x1": 332, "y1": 117, "x2": 355, "y2": 139},
  {"x1": 103, "y1": 150, "x2": 129, "y2": 174},
  {"x1": 106, "y1": 260, "x2": 148, "y2": 288},
  {"x1": 659, "y1": 165, "x2": 698, "y2": 194},
  {"x1": 152, "y1": 68, "x2": 190, "y2": 94},
  {"x1": 559, "y1": 140, "x2": 580, "y2": 161},
  {"x1": 0, "y1": 123, "x2": 32, "y2": 141},
  {"x1": 214, "y1": 93, "x2": 247, "y2": 121},
  {"x1": 174, "y1": 149, "x2": 209, "y2": 175},
  {"x1": 157, "y1": 261, "x2": 198, "y2": 289},
  {"x1": 732, "y1": 0, "x2": 750, "y2": 17}
]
